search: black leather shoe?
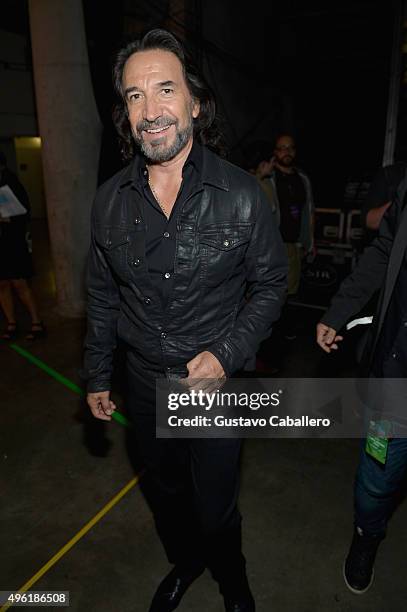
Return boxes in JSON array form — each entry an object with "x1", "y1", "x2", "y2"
[
  {"x1": 224, "y1": 593, "x2": 256, "y2": 612},
  {"x1": 148, "y1": 565, "x2": 205, "y2": 612}
]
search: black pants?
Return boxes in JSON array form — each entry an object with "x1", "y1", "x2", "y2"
[{"x1": 126, "y1": 361, "x2": 246, "y2": 592}]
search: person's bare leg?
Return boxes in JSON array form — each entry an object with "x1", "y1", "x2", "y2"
[
  {"x1": 0, "y1": 280, "x2": 17, "y2": 338},
  {"x1": 11, "y1": 279, "x2": 45, "y2": 339},
  {"x1": 11, "y1": 279, "x2": 42, "y2": 325},
  {"x1": 0, "y1": 280, "x2": 16, "y2": 323}
]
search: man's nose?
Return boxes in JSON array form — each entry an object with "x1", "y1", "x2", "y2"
[{"x1": 142, "y1": 97, "x2": 162, "y2": 122}]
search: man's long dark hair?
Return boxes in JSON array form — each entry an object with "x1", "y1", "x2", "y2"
[{"x1": 112, "y1": 29, "x2": 225, "y2": 161}]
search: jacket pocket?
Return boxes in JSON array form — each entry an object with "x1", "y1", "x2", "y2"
[
  {"x1": 198, "y1": 223, "x2": 251, "y2": 287},
  {"x1": 94, "y1": 226, "x2": 131, "y2": 282}
]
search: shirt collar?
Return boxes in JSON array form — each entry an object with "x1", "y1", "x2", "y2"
[
  {"x1": 118, "y1": 140, "x2": 229, "y2": 193},
  {"x1": 138, "y1": 139, "x2": 202, "y2": 184}
]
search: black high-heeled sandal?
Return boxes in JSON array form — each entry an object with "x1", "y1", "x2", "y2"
[
  {"x1": 1, "y1": 322, "x2": 18, "y2": 341},
  {"x1": 26, "y1": 321, "x2": 46, "y2": 340}
]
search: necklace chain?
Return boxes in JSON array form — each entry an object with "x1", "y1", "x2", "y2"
[{"x1": 148, "y1": 173, "x2": 169, "y2": 218}]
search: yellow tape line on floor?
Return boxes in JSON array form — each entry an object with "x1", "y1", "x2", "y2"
[{"x1": 0, "y1": 475, "x2": 141, "y2": 611}]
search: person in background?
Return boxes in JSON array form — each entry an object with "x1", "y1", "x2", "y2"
[
  {"x1": 267, "y1": 134, "x2": 314, "y2": 340},
  {"x1": 316, "y1": 171, "x2": 407, "y2": 596},
  {"x1": 0, "y1": 151, "x2": 45, "y2": 340},
  {"x1": 268, "y1": 134, "x2": 314, "y2": 297},
  {"x1": 243, "y1": 139, "x2": 275, "y2": 204}
]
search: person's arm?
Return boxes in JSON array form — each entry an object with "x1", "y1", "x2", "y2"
[
  {"x1": 365, "y1": 201, "x2": 392, "y2": 231},
  {"x1": 361, "y1": 167, "x2": 388, "y2": 230},
  {"x1": 319, "y1": 200, "x2": 397, "y2": 335},
  {"x1": 205, "y1": 183, "x2": 288, "y2": 376},
  {"x1": 82, "y1": 206, "x2": 121, "y2": 397}
]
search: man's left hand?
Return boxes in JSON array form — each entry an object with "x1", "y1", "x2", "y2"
[
  {"x1": 186, "y1": 351, "x2": 225, "y2": 379},
  {"x1": 185, "y1": 351, "x2": 226, "y2": 393}
]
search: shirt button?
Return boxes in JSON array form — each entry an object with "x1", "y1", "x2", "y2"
[
  {"x1": 164, "y1": 272, "x2": 171, "y2": 279},
  {"x1": 163, "y1": 231, "x2": 170, "y2": 238},
  {"x1": 134, "y1": 217, "x2": 141, "y2": 224},
  {"x1": 143, "y1": 169, "x2": 147, "y2": 176},
  {"x1": 392, "y1": 353, "x2": 397, "y2": 359},
  {"x1": 404, "y1": 321, "x2": 407, "y2": 327},
  {"x1": 223, "y1": 239, "x2": 230, "y2": 247},
  {"x1": 161, "y1": 332, "x2": 167, "y2": 339},
  {"x1": 133, "y1": 258, "x2": 141, "y2": 266},
  {"x1": 144, "y1": 297, "x2": 151, "y2": 305}
]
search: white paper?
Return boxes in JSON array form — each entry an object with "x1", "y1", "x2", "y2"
[{"x1": 0, "y1": 185, "x2": 27, "y2": 218}]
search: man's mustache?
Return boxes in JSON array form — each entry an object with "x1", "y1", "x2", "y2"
[{"x1": 136, "y1": 117, "x2": 176, "y2": 132}]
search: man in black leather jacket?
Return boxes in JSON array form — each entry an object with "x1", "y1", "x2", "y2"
[{"x1": 83, "y1": 29, "x2": 287, "y2": 612}]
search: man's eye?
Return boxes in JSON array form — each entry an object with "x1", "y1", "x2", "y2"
[
  {"x1": 162, "y1": 88, "x2": 173, "y2": 95},
  {"x1": 128, "y1": 93, "x2": 141, "y2": 103}
]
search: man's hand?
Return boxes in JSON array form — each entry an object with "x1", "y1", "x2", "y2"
[
  {"x1": 187, "y1": 351, "x2": 225, "y2": 379},
  {"x1": 316, "y1": 323, "x2": 343, "y2": 353},
  {"x1": 185, "y1": 351, "x2": 226, "y2": 393},
  {"x1": 87, "y1": 390, "x2": 117, "y2": 421}
]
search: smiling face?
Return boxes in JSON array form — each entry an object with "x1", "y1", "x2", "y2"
[{"x1": 122, "y1": 49, "x2": 200, "y2": 163}]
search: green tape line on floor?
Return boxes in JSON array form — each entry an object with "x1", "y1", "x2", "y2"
[{"x1": 10, "y1": 343, "x2": 130, "y2": 428}]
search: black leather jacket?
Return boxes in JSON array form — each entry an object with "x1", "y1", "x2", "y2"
[{"x1": 83, "y1": 145, "x2": 287, "y2": 392}]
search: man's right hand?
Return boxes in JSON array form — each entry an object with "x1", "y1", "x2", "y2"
[
  {"x1": 316, "y1": 323, "x2": 343, "y2": 353},
  {"x1": 87, "y1": 390, "x2": 117, "y2": 421}
]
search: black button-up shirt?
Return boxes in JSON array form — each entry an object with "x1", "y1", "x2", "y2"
[
  {"x1": 138, "y1": 142, "x2": 202, "y2": 308},
  {"x1": 374, "y1": 254, "x2": 407, "y2": 376},
  {"x1": 275, "y1": 168, "x2": 306, "y2": 243}
]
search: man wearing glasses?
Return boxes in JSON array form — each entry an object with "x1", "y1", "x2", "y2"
[{"x1": 267, "y1": 134, "x2": 314, "y2": 338}]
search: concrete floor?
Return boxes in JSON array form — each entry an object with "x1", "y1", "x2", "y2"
[{"x1": 1, "y1": 220, "x2": 406, "y2": 612}]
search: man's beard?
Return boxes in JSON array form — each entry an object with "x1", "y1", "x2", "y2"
[
  {"x1": 132, "y1": 115, "x2": 194, "y2": 163},
  {"x1": 279, "y1": 155, "x2": 294, "y2": 168}
]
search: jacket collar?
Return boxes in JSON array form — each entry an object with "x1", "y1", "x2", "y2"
[{"x1": 118, "y1": 142, "x2": 229, "y2": 193}]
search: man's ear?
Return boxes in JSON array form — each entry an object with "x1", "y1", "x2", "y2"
[{"x1": 192, "y1": 99, "x2": 200, "y2": 119}]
